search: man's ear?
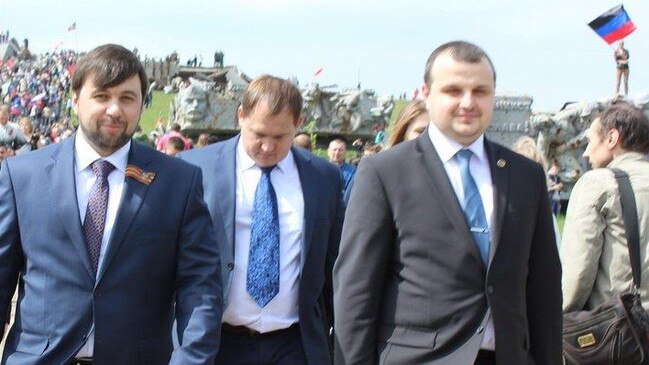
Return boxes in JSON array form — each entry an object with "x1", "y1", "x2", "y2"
[
  {"x1": 421, "y1": 83, "x2": 430, "y2": 98},
  {"x1": 237, "y1": 105, "x2": 245, "y2": 128},
  {"x1": 71, "y1": 92, "x2": 79, "y2": 115},
  {"x1": 608, "y1": 128, "x2": 621, "y2": 148},
  {"x1": 294, "y1": 115, "x2": 304, "y2": 130}
]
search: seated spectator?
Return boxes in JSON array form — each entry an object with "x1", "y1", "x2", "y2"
[
  {"x1": 0, "y1": 104, "x2": 27, "y2": 151},
  {"x1": 16, "y1": 117, "x2": 37, "y2": 154}
]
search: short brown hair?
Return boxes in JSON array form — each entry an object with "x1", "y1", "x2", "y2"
[
  {"x1": 596, "y1": 103, "x2": 649, "y2": 154},
  {"x1": 167, "y1": 136, "x2": 185, "y2": 152},
  {"x1": 240, "y1": 75, "x2": 303, "y2": 122},
  {"x1": 388, "y1": 100, "x2": 427, "y2": 147},
  {"x1": 72, "y1": 44, "x2": 147, "y2": 103},
  {"x1": 423, "y1": 40, "x2": 496, "y2": 87}
]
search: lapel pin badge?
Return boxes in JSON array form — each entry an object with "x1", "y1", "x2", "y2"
[
  {"x1": 125, "y1": 165, "x2": 156, "y2": 185},
  {"x1": 497, "y1": 159, "x2": 507, "y2": 168}
]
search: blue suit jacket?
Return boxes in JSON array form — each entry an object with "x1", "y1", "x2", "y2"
[
  {"x1": 0, "y1": 137, "x2": 223, "y2": 365},
  {"x1": 180, "y1": 136, "x2": 344, "y2": 365}
]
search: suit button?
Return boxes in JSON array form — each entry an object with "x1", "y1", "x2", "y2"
[
  {"x1": 477, "y1": 325, "x2": 484, "y2": 334},
  {"x1": 486, "y1": 286, "x2": 494, "y2": 294},
  {"x1": 94, "y1": 290, "x2": 102, "y2": 297},
  {"x1": 227, "y1": 262, "x2": 234, "y2": 271}
]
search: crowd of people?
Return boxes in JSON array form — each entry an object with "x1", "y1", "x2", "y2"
[
  {"x1": 1, "y1": 38, "x2": 649, "y2": 365},
  {"x1": 0, "y1": 49, "x2": 78, "y2": 165}
]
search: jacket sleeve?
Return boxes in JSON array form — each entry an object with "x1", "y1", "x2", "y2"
[
  {"x1": 333, "y1": 158, "x2": 394, "y2": 365},
  {"x1": 527, "y1": 163, "x2": 563, "y2": 365},
  {"x1": 169, "y1": 167, "x2": 224, "y2": 365},
  {"x1": 0, "y1": 160, "x2": 22, "y2": 338}
]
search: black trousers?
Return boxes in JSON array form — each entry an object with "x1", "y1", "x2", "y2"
[{"x1": 215, "y1": 324, "x2": 307, "y2": 365}]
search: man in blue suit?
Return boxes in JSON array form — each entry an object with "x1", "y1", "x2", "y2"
[
  {"x1": 180, "y1": 75, "x2": 343, "y2": 365},
  {"x1": 0, "y1": 44, "x2": 223, "y2": 365}
]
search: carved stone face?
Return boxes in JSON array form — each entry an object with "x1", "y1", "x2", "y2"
[{"x1": 178, "y1": 85, "x2": 208, "y2": 125}]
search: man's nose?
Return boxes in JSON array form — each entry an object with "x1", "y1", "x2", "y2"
[
  {"x1": 459, "y1": 93, "x2": 475, "y2": 108},
  {"x1": 106, "y1": 101, "x2": 122, "y2": 118}
]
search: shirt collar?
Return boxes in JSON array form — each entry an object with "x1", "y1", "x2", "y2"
[
  {"x1": 75, "y1": 128, "x2": 130, "y2": 174},
  {"x1": 236, "y1": 137, "x2": 294, "y2": 174},
  {"x1": 427, "y1": 123, "x2": 487, "y2": 163}
]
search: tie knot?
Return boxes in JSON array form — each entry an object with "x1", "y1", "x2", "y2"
[
  {"x1": 456, "y1": 149, "x2": 473, "y2": 163},
  {"x1": 260, "y1": 166, "x2": 276, "y2": 176},
  {"x1": 92, "y1": 160, "x2": 115, "y2": 179}
]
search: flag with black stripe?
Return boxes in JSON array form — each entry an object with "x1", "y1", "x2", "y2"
[{"x1": 588, "y1": 4, "x2": 636, "y2": 44}]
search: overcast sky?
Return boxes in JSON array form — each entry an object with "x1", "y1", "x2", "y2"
[{"x1": 1, "y1": 0, "x2": 647, "y2": 112}]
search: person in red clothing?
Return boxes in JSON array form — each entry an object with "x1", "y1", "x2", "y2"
[{"x1": 156, "y1": 123, "x2": 192, "y2": 151}]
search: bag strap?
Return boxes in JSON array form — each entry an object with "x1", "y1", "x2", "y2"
[{"x1": 610, "y1": 168, "x2": 642, "y2": 288}]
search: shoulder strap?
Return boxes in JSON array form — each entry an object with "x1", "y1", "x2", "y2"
[{"x1": 610, "y1": 168, "x2": 642, "y2": 288}]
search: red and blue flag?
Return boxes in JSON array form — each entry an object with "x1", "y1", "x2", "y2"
[{"x1": 588, "y1": 4, "x2": 636, "y2": 44}]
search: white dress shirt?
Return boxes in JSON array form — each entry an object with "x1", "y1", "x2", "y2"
[
  {"x1": 428, "y1": 124, "x2": 496, "y2": 351},
  {"x1": 74, "y1": 129, "x2": 129, "y2": 357},
  {"x1": 222, "y1": 140, "x2": 304, "y2": 332}
]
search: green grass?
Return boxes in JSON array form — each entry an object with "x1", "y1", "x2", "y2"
[
  {"x1": 556, "y1": 213, "x2": 565, "y2": 235},
  {"x1": 140, "y1": 91, "x2": 175, "y2": 132}
]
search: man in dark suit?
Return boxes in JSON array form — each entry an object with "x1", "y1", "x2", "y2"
[
  {"x1": 180, "y1": 75, "x2": 343, "y2": 365},
  {"x1": 333, "y1": 41, "x2": 562, "y2": 365},
  {"x1": 0, "y1": 44, "x2": 223, "y2": 365}
]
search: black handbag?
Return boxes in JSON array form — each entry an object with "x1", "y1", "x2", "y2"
[{"x1": 563, "y1": 169, "x2": 649, "y2": 365}]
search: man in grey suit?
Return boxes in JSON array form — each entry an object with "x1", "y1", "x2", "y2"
[
  {"x1": 0, "y1": 44, "x2": 223, "y2": 365},
  {"x1": 180, "y1": 75, "x2": 343, "y2": 364},
  {"x1": 333, "y1": 41, "x2": 562, "y2": 364}
]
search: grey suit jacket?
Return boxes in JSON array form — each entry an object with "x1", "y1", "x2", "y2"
[
  {"x1": 180, "y1": 137, "x2": 344, "y2": 365},
  {"x1": 0, "y1": 137, "x2": 223, "y2": 365},
  {"x1": 333, "y1": 133, "x2": 562, "y2": 365}
]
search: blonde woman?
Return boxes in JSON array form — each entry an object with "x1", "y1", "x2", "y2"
[{"x1": 387, "y1": 100, "x2": 429, "y2": 147}]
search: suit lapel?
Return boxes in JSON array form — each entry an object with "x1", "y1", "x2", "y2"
[
  {"x1": 292, "y1": 147, "x2": 316, "y2": 269},
  {"x1": 96, "y1": 141, "x2": 152, "y2": 283},
  {"x1": 52, "y1": 138, "x2": 96, "y2": 280},
  {"x1": 485, "y1": 139, "x2": 508, "y2": 263},
  {"x1": 417, "y1": 134, "x2": 485, "y2": 269}
]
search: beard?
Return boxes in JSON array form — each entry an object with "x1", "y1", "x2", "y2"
[{"x1": 80, "y1": 119, "x2": 135, "y2": 155}]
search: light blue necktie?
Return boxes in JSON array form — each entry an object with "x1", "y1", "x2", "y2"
[
  {"x1": 247, "y1": 166, "x2": 280, "y2": 307},
  {"x1": 456, "y1": 149, "x2": 490, "y2": 266}
]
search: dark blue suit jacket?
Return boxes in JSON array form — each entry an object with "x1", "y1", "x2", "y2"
[
  {"x1": 180, "y1": 136, "x2": 344, "y2": 365},
  {"x1": 0, "y1": 137, "x2": 223, "y2": 365}
]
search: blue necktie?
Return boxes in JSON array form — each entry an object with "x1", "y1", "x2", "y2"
[
  {"x1": 456, "y1": 149, "x2": 490, "y2": 266},
  {"x1": 247, "y1": 166, "x2": 280, "y2": 307},
  {"x1": 83, "y1": 160, "x2": 115, "y2": 274}
]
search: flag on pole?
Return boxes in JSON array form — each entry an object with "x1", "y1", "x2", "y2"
[
  {"x1": 588, "y1": 5, "x2": 636, "y2": 44},
  {"x1": 67, "y1": 22, "x2": 76, "y2": 32},
  {"x1": 313, "y1": 67, "x2": 323, "y2": 77}
]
